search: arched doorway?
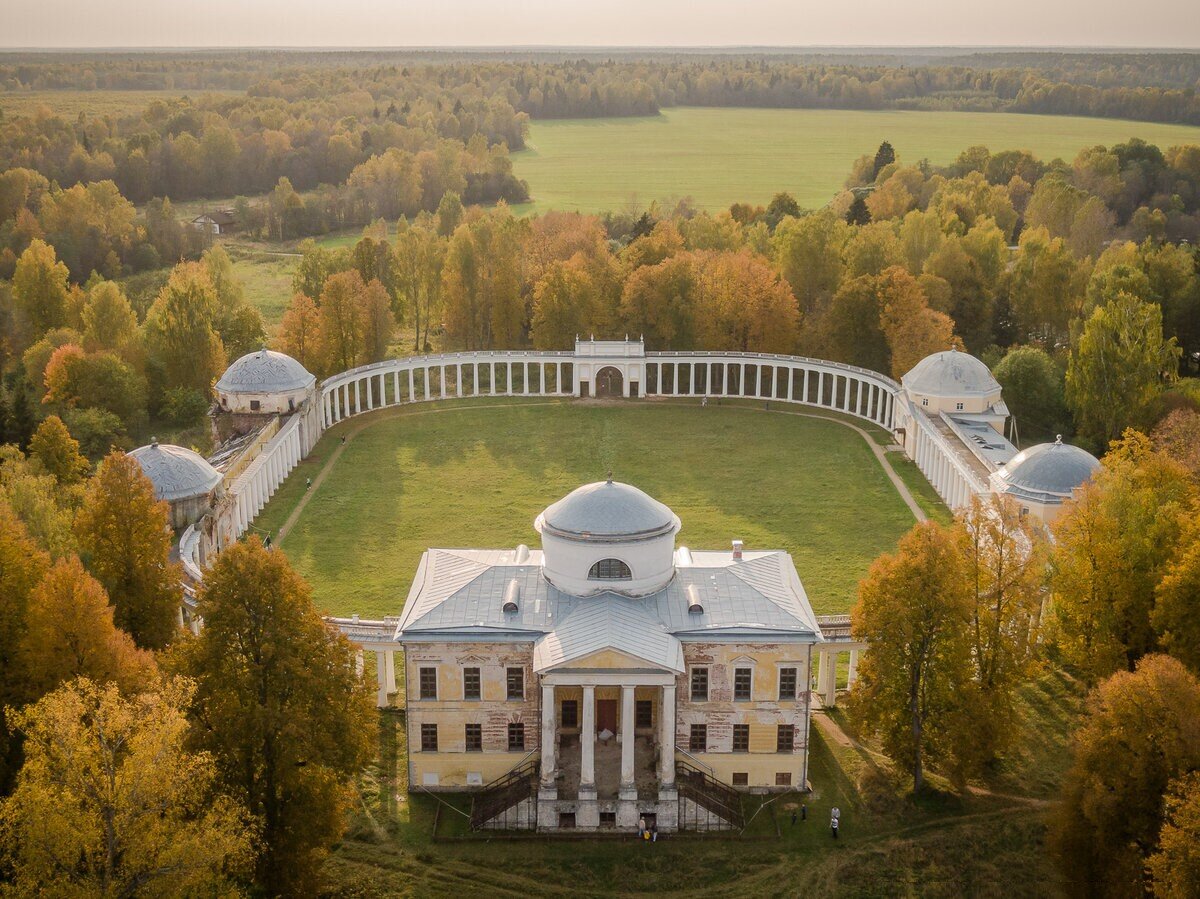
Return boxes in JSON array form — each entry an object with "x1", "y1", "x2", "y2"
[{"x1": 596, "y1": 366, "x2": 624, "y2": 398}]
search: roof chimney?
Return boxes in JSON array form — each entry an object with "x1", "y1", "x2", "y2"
[
  {"x1": 686, "y1": 583, "x2": 704, "y2": 615},
  {"x1": 732, "y1": 539, "x2": 743, "y2": 560},
  {"x1": 503, "y1": 578, "x2": 520, "y2": 613},
  {"x1": 514, "y1": 544, "x2": 530, "y2": 564}
]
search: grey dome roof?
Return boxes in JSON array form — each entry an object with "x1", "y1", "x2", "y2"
[
  {"x1": 535, "y1": 480, "x2": 681, "y2": 542},
  {"x1": 215, "y1": 349, "x2": 315, "y2": 394},
  {"x1": 130, "y1": 441, "x2": 222, "y2": 503},
  {"x1": 995, "y1": 438, "x2": 1100, "y2": 504},
  {"x1": 902, "y1": 348, "x2": 1000, "y2": 397}
]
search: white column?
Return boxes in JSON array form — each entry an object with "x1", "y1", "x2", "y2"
[
  {"x1": 822, "y1": 650, "x2": 838, "y2": 707},
  {"x1": 375, "y1": 652, "x2": 388, "y2": 708},
  {"x1": 541, "y1": 683, "x2": 556, "y2": 787},
  {"x1": 440, "y1": 365, "x2": 447, "y2": 399},
  {"x1": 366, "y1": 376, "x2": 373, "y2": 410},
  {"x1": 580, "y1": 684, "x2": 596, "y2": 793},
  {"x1": 489, "y1": 362, "x2": 496, "y2": 395},
  {"x1": 659, "y1": 684, "x2": 676, "y2": 787},
  {"x1": 785, "y1": 366, "x2": 793, "y2": 401},
  {"x1": 457, "y1": 364, "x2": 463, "y2": 397},
  {"x1": 848, "y1": 650, "x2": 859, "y2": 687},
  {"x1": 802, "y1": 368, "x2": 809, "y2": 403},
  {"x1": 354, "y1": 379, "x2": 361, "y2": 414},
  {"x1": 408, "y1": 368, "x2": 415, "y2": 402},
  {"x1": 385, "y1": 650, "x2": 396, "y2": 694},
  {"x1": 355, "y1": 650, "x2": 364, "y2": 678},
  {"x1": 619, "y1": 684, "x2": 636, "y2": 795},
  {"x1": 507, "y1": 363, "x2": 514, "y2": 396},
  {"x1": 393, "y1": 369, "x2": 400, "y2": 404},
  {"x1": 816, "y1": 650, "x2": 827, "y2": 700}
]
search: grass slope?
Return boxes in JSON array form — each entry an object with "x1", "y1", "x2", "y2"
[
  {"x1": 254, "y1": 400, "x2": 917, "y2": 619},
  {"x1": 512, "y1": 107, "x2": 1200, "y2": 213}
]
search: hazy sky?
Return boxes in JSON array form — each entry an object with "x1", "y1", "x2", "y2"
[{"x1": 3, "y1": 0, "x2": 1198, "y2": 49}]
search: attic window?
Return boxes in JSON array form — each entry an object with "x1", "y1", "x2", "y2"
[
  {"x1": 921, "y1": 398, "x2": 929, "y2": 407},
  {"x1": 955, "y1": 402, "x2": 964, "y2": 411},
  {"x1": 250, "y1": 400, "x2": 261, "y2": 411},
  {"x1": 588, "y1": 559, "x2": 631, "y2": 580}
]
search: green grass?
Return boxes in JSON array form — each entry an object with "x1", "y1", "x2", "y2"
[
  {"x1": 512, "y1": 107, "x2": 1200, "y2": 213},
  {"x1": 254, "y1": 400, "x2": 920, "y2": 619},
  {"x1": 0, "y1": 89, "x2": 242, "y2": 118},
  {"x1": 226, "y1": 251, "x2": 298, "y2": 333}
]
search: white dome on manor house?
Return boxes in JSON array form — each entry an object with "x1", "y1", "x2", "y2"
[
  {"x1": 535, "y1": 479, "x2": 681, "y2": 597},
  {"x1": 216, "y1": 349, "x2": 315, "y2": 395},
  {"x1": 902, "y1": 347, "x2": 1000, "y2": 398}
]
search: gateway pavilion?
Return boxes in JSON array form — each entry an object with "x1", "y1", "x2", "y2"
[{"x1": 394, "y1": 478, "x2": 823, "y2": 831}]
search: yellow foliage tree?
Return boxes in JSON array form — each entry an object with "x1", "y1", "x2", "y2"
[
  {"x1": 27, "y1": 415, "x2": 88, "y2": 485},
  {"x1": 0, "y1": 677, "x2": 255, "y2": 896}
]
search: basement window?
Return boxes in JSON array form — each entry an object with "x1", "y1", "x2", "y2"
[
  {"x1": 776, "y1": 772, "x2": 793, "y2": 787},
  {"x1": 599, "y1": 812, "x2": 616, "y2": 827},
  {"x1": 732, "y1": 773, "x2": 749, "y2": 786}
]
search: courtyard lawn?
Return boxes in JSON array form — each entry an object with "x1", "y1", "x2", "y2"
[
  {"x1": 512, "y1": 106, "x2": 1200, "y2": 213},
  {"x1": 253, "y1": 399, "x2": 919, "y2": 619}
]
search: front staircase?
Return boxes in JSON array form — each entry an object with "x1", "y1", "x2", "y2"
[
  {"x1": 469, "y1": 757, "x2": 540, "y2": 830},
  {"x1": 675, "y1": 759, "x2": 745, "y2": 830}
]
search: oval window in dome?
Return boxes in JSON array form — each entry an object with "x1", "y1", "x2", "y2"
[{"x1": 588, "y1": 558, "x2": 632, "y2": 580}]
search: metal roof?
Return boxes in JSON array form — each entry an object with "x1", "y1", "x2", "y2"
[
  {"x1": 533, "y1": 599, "x2": 685, "y2": 672},
  {"x1": 535, "y1": 480, "x2": 680, "y2": 541},
  {"x1": 130, "y1": 441, "x2": 222, "y2": 502},
  {"x1": 902, "y1": 348, "x2": 1000, "y2": 398},
  {"x1": 992, "y1": 438, "x2": 1100, "y2": 504},
  {"x1": 216, "y1": 349, "x2": 315, "y2": 394},
  {"x1": 395, "y1": 548, "x2": 822, "y2": 660}
]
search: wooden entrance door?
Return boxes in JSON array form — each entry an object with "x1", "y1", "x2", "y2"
[{"x1": 596, "y1": 699, "x2": 617, "y2": 734}]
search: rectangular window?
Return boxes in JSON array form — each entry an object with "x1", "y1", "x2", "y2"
[
  {"x1": 419, "y1": 667, "x2": 437, "y2": 700},
  {"x1": 508, "y1": 722, "x2": 525, "y2": 752},
  {"x1": 690, "y1": 668, "x2": 709, "y2": 702},
  {"x1": 421, "y1": 723, "x2": 438, "y2": 752},
  {"x1": 955, "y1": 402, "x2": 964, "y2": 411},
  {"x1": 561, "y1": 699, "x2": 578, "y2": 729},
  {"x1": 463, "y1": 667, "x2": 480, "y2": 701},
  {"x1": 779, "y1": 667, "x2": 798, "y2": 701},
  {"x1": 465, "y1": 724, "x2": 482, "y2": 752},
  {"x1": 636, "y1": 699, "x2": 653, "y2": 729},
  {"x1": 732, "y1": 772, "x2": 748, "y2": 786},
  {"x1": 599, "y1": 811, "x2": 616, "y2": 826},
  {"x1": 734, "y1": 668, "x2": 752, "y2": 701},
  {"x1": 733, "y1": 724, "x2": 750, "y2": 753},
  {"x1": 777, "y1": 724, "x2": 795, "y2": 753},
  {"x1": 689, "y1": 723, "x2": 707, "y2": 753},
  {"x1": 776, "y1": 772, "x2": 793, "y2": 786},
  {"x1": 506, "y1": 667, "x2": 524, "y2": 701},
  {"x1": 250, "y1": 399, "x2": 261, "y2": 411}
]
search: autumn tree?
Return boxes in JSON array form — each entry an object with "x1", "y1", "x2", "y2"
[
  {"x1": 692, "y1": 250, "x2": 799, "y2": 353},
  {"x1": 619, "y1": 253, "x2": 699, "y2": 350},
  {"x1": 19, "y1": 557, "x2": 155, "y2": 697},
  {"x1": 314, "y1": 270, "x2": 393, "y2": 374},
  {"x1": 0, "y1": 500, "x2": 50, "y2": 790},
  {"x1": 850, "y1": 520, "x2": 972, "y2": 792},
  {"x1": 992, "y1": 346, "x2": 1069, "y2": 441},
  {"x1": 1153, "y1": 408, "x2": 1200, "y2": 483},
  {"x1": 80, "y1": 279, "x2": 139, "y2": 356},
  {"x1": 173, "y1": 538, "x2": 374, "y2": 896},
  {"x1": 11, "y1": 238, "x2": 72, "y2": 334},
  {"x1": 1051, "y1": 655, "x2": 1200, "y2": 896},
  {"x1": 1149, "y1": 772, "x2": 1200, "y2": 897},
  {"x1": 75, "y1": 451, "x2": 182, "y2": 650},
  {"x1": 1065, "y1": 293, "x2": 1180, "y2": 451},
  {"x1": 1004, "y1": 226, "x2": 1086, "y2": 345},
  {"x1": 276, "y1": 292, "x2": 322, "y2": 374},
  {"x1": 143, "y1": 262, "x2": 227, "y2": 394},
  {"x1": 204, "y1": 244, "x2": 265, "y2": 360},
  {"x1": 27, "y1": 415, "x2": 88, "y2": 485},
  {"x1": 876, "y1": 266, "x2": 956, "y2": 379},
  {"x1": 531, "y1": 252, "x2": 620, "y2": 349},
  {"x1": 1152, "y1": 522, "x2": 1200, "y2": 674},
  {"x1": 1050, "y1": 432, "x2": 1194, "y2": 679},
  {"x1": 873, "y1": 140, "x2": 897, "y2": 179},
  {"x1": 441, "y1": 209, "x2": 525, "y2": 350},
  {"x1": 953, "y1": 496, "x2": 1046, "y2": 772},
  {"x1": 824, "y1": 273, "x2": 893, "y2": 373},
  {"x1": 393, "y1": 216, "x2": 446, "y2": 352},
  {"x1": 773, "y1": 210, "x2": 850, "y2": 325},
  {"x1": 0, "y1": 677, "x2": 254, "y2": 896}
]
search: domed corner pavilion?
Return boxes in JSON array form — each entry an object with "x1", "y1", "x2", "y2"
[
  {"x1": 214, "y1": 348, "x2": 316, "y2": 416},
  {"x1": 990, "y1": 436, "x2": 1100, "y2": 524},
  {"x1": 129, "y1": 439, "x2": 223, "y2": 530},
  {"x1": 393, "y1": 478, "x2": 824, "y2": 833}
]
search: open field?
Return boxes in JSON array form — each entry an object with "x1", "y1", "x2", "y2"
[
  {"x1": 0, "y1": 89, "x2": 242, "y2": 118},
  {"x1": 512, "y1": 107, "x2": 1200, "y2": 213},
  {"x1": 253, "y1": 399, "x2": 920, "y2": 619}
]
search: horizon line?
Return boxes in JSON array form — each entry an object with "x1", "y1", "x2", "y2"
[{"x1": 3, "y1": 43, "x2": 1200, "y2": 52}]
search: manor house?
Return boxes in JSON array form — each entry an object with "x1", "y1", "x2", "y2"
[{"x1": 394, "y1": 478, "x2": 823, "y2": 832}]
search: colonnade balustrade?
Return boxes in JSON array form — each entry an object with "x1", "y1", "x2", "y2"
[
  {"x1": 904, "y1": 411, "x2": 990, "y2": 510},
  {"x1": 641, "y1": 353, "x2": 898, "y2": 430},
  {"x1": 320, "y1": 352, "x2": 576, "y2": 428},
  {"x1": 227, "y1": 413, "x2": 306, "y2": 539}
]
